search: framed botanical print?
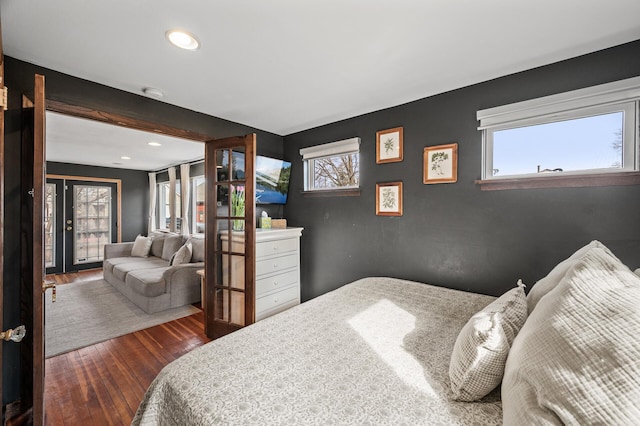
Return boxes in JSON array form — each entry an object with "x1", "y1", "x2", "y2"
[
  {"x1": 376, "y1": 127, "x2": 403, "y2": 164},
  {"x1": 423, "y1": 143, "x2": 458, "y2": 184},
  {"x1": 376, "y1": 181, "x2": 403, "y2": 216}
]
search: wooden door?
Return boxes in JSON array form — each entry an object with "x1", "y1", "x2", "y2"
[
  {"x1": 20, "y1": 74, "x2": 47, "y2": 424},
  {"x1": 205, "y1": 134, "x2": 256, "y2": 339},
  {"x1": 0, "y1": 13, "x2": 5, "y2": 411}
]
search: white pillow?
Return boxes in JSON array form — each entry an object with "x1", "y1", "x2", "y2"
[
  {"x1": 449, "y1": 280, "x2": 528, "y2": 401},
  {"x1": 131, "y1": 235, "x2": 152, "y2": 257},
  {"x1": 635, "y1": 268, "x2": 640, "y2": 277},
  {"x1": 526, "y1": 240, "x2": 617, "y2": 314},
  {"x1": 502, "y1": 247, "x2": 640, "y2": 424},
  {"x1": 169, "y1": 242, "x2": 192, "y2": 266}
]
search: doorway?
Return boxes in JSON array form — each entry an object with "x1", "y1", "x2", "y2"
[{"x1": 45, "y1": 177, "x2": 119, "y2": 274}]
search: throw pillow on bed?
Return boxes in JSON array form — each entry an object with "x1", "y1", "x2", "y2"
[
  {"x1": 502, "y1": 247, "x2": 640, "y2": 424},
  {"x1": 131, "y1": 235, "x2": 152, "y2": 257},
  {"x1": 170, "y1": 242, "x2": 192, "y2": 266},
  {"x1": 526, "y1": 240, "x2": 618, "y2": 314},
  {"x1": 449, "y1": 280, "x2": 528, "y2": 401}
]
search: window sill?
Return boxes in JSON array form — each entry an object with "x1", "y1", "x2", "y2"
[
  {"x1": 475, "y1": 171, "x2": 640, "y2": 191},
  {"x1": 301, "y1": 188, "x2": 360, "y2": 197}
]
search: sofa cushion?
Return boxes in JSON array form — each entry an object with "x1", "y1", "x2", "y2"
[
  {"x1": 131, "y1": 235, "x2": 152, "y2": 257},
  {"x1": 502, "y1": 247, "x2": 640, "y2": 424},
  {"x1": 162, "y1": 235, "x2": 186, "y2": 261},
  {"x1": 103, "y1": 257, "x2": 139, "y2": 275},
  {"x1": 449, "y1": 280, "x2": 527, "y2": 401},
  {"x1": 126, "y1": 267, "x2": 170, "y2": 298},
  {"x1": 113, "y1": 257, "x2": 169, "y2": 282},
  {"x1": 188, "y1": 236, "x2": 205, "y2": 262}
]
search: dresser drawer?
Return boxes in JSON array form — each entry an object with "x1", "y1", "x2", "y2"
[
  {"x1": 256, "y1": 238, "x2": 297, "y2": 258},
  {"x1": 256, "y1": 253, "x2": 298, "y2": 277},
  {"x1": 256, "y1": 270, "x2": 299, "y2": 297},
  {"x1": 255, "y1": 285, "x2": 299, "y2": 319}
]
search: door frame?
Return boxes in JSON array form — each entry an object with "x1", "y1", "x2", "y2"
[
  {"x1": 0, "y1": 14, "x2": 5, "y2": 414},
  {"x1": 46, "y1": 174, "x2": 122, "y2": 274},
  {"x1": 29, "y1": 100, "x2": 214, "y2": 423}
]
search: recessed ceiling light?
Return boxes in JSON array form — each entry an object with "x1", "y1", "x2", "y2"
[
  {"x1": 148, "y1": 142, "x2": 162, "y2": 147},
  {"x1": 166, "y1": 29, "x2": 200, "y2": 50},
  {"x1": 142, "y1": 87, "x2": 164, "y2": 99},
  {"x1": 121, "y1": 156, "x2": 131, "y2": 160}
]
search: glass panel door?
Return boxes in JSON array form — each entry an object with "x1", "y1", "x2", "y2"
[
  {"x1": 45, "y1": 178, "x2": 64, "y2": 274},
  {"x1": 64, "y1": 180, "x2": 117, "y2": 272},
  {"x1": 205, "y1": 134, "x2": 256, "y2": 339},
  {"x1": 73, "y1": 185, "x2": 111, "y2": 264},
  {"x1": 44, "y1": 183, "x2": 56, "y2": 268}
]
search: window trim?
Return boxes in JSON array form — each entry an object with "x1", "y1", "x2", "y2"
[
  {"x1": 477, "y1": 76, "x2": 640, "y2": 186},
  {"x1": 299, "y1": 137, "x2": 361, "y2": 193}
]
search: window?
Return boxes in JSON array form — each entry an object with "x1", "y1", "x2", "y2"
[
  {"x1": 158, "y1": 181, "x2": 181, "y2": 230},
  {"x1": 300, "y1": 137, "x2": 360, "y2": 192},
  {"x1": 192, "y1": 175, "x2": 205, "y2": 233},
  {"x1": 477, "y1": 77, "x2": 640, "y2": 187}
]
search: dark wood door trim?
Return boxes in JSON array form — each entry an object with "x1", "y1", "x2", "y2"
[
  {"x1": 45, "y1": 99, "x2": 212, "y2": 142},
  {"x1": 32, "y1": 73, "x2": 46, "y2": 426},
  {"x1": 0, "y1": 13, "x2": 5, "y2": 414}
]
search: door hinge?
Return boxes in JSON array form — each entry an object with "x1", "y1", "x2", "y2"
[{"x1": 0, "y1": 86, "x2": 7, "y2": 111}]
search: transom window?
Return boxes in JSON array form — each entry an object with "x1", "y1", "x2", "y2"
[
  {"x1": 478, "y1": 77, "x2": 640, "y2": 182},
  {"x1": 300, "y1": 137, "x2": 360, "y2": 192}
]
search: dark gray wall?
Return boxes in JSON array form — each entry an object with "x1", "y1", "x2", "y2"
[
  {"x1": 46, "y1": 162, "x2": 149, "y2": 241},
  {"x1": 283, "y1": 40, "x2": 640, "y2": 302},
  {"x1": 2, "y1": 57, "x2": 284, "y2": 406}
]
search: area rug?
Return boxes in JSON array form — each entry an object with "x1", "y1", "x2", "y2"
[{"x1": 45, "y1": 279, "x2": 200, "y2": 358}]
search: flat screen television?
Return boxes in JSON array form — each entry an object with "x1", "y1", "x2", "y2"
[
  {"x1": 255, "y1": 155, "x2": 291, "y2": 204},
  {"x1": 217, "y1": 152, "x2": 291, "y2": 204}
]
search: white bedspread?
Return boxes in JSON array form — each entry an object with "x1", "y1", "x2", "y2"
[{"x1": 133, "y1": 277, "x2": 502, "y2": 425}]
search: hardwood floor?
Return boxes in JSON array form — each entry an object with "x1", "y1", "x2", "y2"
[{"x1": 44, "y1": 270, "x2": 210, "y2": 425}]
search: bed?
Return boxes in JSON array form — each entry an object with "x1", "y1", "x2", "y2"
[
  {"x1": 133, "y1": 241, "x2": 640, "y2": 425},
  {"x1": 133, "y1": 277, "x2": 503, "y2": 425}
]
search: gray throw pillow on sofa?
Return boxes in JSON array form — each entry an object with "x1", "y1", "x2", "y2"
[
  {"x1": 170, "y1": 242, "x2": 192, "y2": 266},
  {"x1": 162, "y1": 235, "x2": 185, "y2": 261},
  {"x1": 149, "y1": 232, "x2": 167, "y2": 257},
  {"x1": 187, "y1": 236, "x2": 205, "y2": 262}
]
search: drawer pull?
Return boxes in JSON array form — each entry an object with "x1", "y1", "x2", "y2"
[
  {"x1": 274, "y1": 299, "x2": 279, "y2": 303},
  {"x1": 273, "y1": 281, "x2": 278, "y2": 286},
  {"x1": 273, "y1": 263, "x2": 278, "y2": 268}
]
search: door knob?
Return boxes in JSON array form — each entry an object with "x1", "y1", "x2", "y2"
[
  {"x1": 1, "y1": 325, "x2": 26, "y2": 343},
  {"x1": 66, "y1": 226, "x2": 72, "y2": 231},
  {"x1": 43, "y1": 281, "x2": 57, "y2": 302}
]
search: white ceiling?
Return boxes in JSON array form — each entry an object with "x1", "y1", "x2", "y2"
[
  {"x1": 3, "y1": 1, "x2": 640, "y2": 170},
  {"x1": 46, "y1": 112, "x2": 204, "y2": 171}
]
